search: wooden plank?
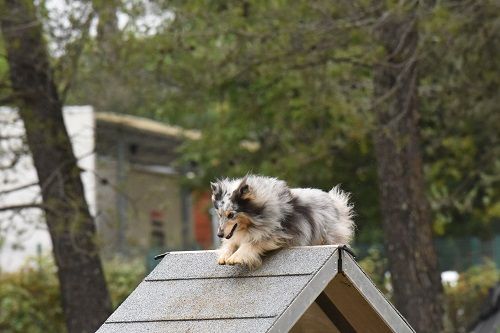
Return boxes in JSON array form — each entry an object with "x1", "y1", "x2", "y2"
[
  {"x1": 315, "y1": 291, "x2": 356, "y2": 333},
  {"x1": 324, "y1": 274, "x2": 393, "y2": 333},
  {"x1": 290, "y1": 302, "x2": 341, "y2": 333}
]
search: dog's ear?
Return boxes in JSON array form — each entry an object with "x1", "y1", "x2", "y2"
[
  {"x1": 232, "y1": 177, "x2": 252, "y2": 200},
  {"x1": 239, "y1": 182, "x2": 250, "y2": 196},
  {"x1": 210, "y1": 181, "x2": 219, "y2": 193},
  {"x1": 239, "y1": 176, "x2": 249, "y2": 194}
]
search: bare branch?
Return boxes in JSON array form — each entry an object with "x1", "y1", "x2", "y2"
[
  {"x1": 59, "y1": 11, "x2": 96, "y2": 103},
  {"x1": 0, "y1": 203, "x2": 45, "y2": 212},
  {"x1": 0, "y1": 181, "x2": 39, "y2": 196},
  {"x1": 0, "y1": 134, "x2": 25, "y2": 140},
  {"x1": 0, "y1": 153, "x2": 21, "y2": 171}
]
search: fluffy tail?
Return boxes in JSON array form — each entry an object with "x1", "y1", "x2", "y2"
[{"x1": 328, "y1": 186, "x2": 355, "y2": 244}]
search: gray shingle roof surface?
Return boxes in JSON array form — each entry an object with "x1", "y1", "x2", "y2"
[
  {"x1": 97, "y1": 245, "x2": 417, "y2": 333},
  {"x1": 96, "y1": 246, "x2": 339, "y2": 333},
  {"x1": 96, "y1": 319, "x2": 276, "y2": 333},
  {"x1": 107, "y1": 275, "x2": 311, "y2": 322}
]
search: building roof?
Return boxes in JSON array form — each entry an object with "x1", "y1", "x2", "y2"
[
  {"x1": 96, "y1": 112, "x2": 201, "y2": 140},
  {"x1": 96, "y1": 246, "x2": 415, "y2": 333},
  {"x1": 95, "y1": 112, "x2": 260, "y2": 155}
]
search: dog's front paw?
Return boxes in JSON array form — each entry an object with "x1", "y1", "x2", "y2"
[
  {"x1": 217, "y1": 253, "x2": 231, "y2": 265},
  {"x1": 226, "y1": 252, "x2": 262, "y2": 270},
  {"x1": 225, "y1": 253, "x2": 241, "y2": 266}
]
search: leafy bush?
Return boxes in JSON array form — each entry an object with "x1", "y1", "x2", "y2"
[
  {"x1": 103, "y1": 257, "x2": 146, "y2": 307},
  {"x1": 359, "y1": 249, "x2": 499, "y2": 333},
  {"x1": 0, "y1": 256, "x2": 145, "y2": 333},
  {"x1": 358, "y1": 247, "x2": 392, "y2": 298},
  {"x1": 0, "y1": 256, "x2": 65, "y2": 333},
  {"x1": 443, "y1": 260, "x2": 499, "y2": 333}
]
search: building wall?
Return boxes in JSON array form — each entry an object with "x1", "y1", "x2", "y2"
[
  {"x1": 192, "y1": 191, "x2": 214, "y2": 249},
  {"x1": 96, "y1": 157, "x2": 192, "y2": 258}
]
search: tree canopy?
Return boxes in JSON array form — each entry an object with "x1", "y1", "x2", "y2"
[{"x1": 16, "y1": 0, "x2": 500, "y2": 242}]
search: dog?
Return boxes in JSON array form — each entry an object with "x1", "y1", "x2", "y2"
[{"x1": 210, "y1": 175, "x2": 354, "y2": 269}]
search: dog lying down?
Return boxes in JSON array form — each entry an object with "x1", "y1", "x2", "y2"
[{"x1": 210, "y1": 175, "x2": 355, "y2": 269}]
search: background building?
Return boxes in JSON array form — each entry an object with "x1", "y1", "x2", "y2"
[
  {"x1": 0, "y1": 106, "x2": 216, "y2": 272},
  {"x1": 93, "y1": 112, "x2": 205, "y2": 258}
]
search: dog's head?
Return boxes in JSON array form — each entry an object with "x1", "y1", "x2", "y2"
[{"x1": 210, "y1": 177, "x2": 262, "y2": 239}]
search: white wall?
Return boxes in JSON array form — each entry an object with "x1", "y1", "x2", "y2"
[{"x1": 0, "y1": 106, "x2": 95, "y2": 272}]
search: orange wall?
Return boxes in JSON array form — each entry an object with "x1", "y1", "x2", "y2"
[{"x1": 192, "y1": 191, "x2": 213, "y2": 249}]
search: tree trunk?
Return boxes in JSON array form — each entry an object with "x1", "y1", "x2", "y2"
[
  {"x1": 0, "y1": 1, "x2": 112, "y2": 332},
  {"x1": 372, "y1": 9, "x2": 444, "y2": 333}
]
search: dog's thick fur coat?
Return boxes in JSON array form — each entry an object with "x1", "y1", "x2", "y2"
[{"x1": 211, "y1": 175, "x2": 355, "y2": 269}]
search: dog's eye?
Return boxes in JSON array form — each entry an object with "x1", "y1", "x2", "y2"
[{"x1": 227, "y1": 212, "x2": 235, "y2": 219}]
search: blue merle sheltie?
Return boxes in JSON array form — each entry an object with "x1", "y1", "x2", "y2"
[{"x1": 210, "y1": 175, "x2": 355, "y2": 269}]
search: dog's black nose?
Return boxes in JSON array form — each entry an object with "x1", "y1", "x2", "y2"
[{"x1": 217, "y1": 231, "x2": 224, "y2": 238}]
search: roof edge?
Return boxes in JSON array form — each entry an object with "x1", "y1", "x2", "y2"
[{"x1": 339, "y1": 249, "x2": 416, "y2": 333}]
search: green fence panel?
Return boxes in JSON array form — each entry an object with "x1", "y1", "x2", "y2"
[{"x1": 356, "y1": 234, "x2": 500, "y2": 272}]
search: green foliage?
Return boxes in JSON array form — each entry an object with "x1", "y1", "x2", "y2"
[
  {"x1": 0, "y1": 256, "x2": 145, "y2": 333},
  {"x1": 420, "y1": 1, "x2": 500, "y2": 237},
  {"x1": 65, "y1": 0, "x2": 500, "y2": 241},
  {"x1": 358, "y1": 247, "x2": 391, "y2": 297},
  {"x1": 0, "y1": 257, "x2": 65, "y2": 333},
  {"x1": 103, "y1": 258, "x2": 145, "y2": 307},
  {"x1": 66, "y1": 1, "x2": 384, "y2": 242},
  {"x1": 360, "y1": 250, "x2": 499, "y2": 333},
  {"x1": 443, "y1": 260, "x2": 499, "y2": 333}
]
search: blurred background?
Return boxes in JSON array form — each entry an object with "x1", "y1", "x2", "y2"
[{"x1": 0, "y1": 1, "x2": 498, "y2": 333}]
